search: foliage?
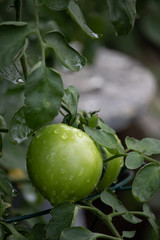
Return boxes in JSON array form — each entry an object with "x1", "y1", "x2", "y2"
[{"x1": 0, "y1": 0, "x2": 160, "y2": 239}]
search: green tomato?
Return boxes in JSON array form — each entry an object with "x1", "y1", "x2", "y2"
[
  {"x1": 97, "y1": 147, "x2": 124, "y2": 191},
  {"x1": 26, "y1": 123, "x2": 103, "y2": 205}
]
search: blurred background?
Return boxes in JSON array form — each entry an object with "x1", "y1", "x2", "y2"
[{"x1": 0, "y1": 0, "x2": 160, "y2": 239}]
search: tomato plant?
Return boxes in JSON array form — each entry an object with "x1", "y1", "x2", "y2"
[{"x1": 27, "y1": 123, "x2": 103, "y2": 205}]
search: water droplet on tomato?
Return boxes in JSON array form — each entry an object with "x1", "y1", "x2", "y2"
[
  {"x1": 60, "y1": 168, "x2": 65, "y2": 174},
  {"x1": 77, "y1": 132, "x2": 83, "y2": 138},
  {"x1": 69, "y1": 175, "x2": 74, "y2": 181},
  {"x1": 61, "y1": 134, "x2": 68, "y2": 140}
]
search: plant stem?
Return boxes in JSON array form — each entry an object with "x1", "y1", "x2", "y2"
[
  {"x1": 14, "y1": 0, "x2": 29, "y2": 81},
  {"x1": 20, "y1": 55, "x2": 28, "y2": 80},
  {"x1": 79, "y1": 204, "x2": 122, "y2": 239},
  {"x1": 104, "y1": 154, "x2": 127, "y2": 163},
  {"x1": 95, "y1": 233, "x2": 122, "y2": 240},
  {"x1": 33, "y1": 0, "x2": 46, "y2": 66},
  {"x1": 109, "y1": 210, "x2": 149, "y2": 219},
  {"x1": 143, "y1": 155, "x2": 160, "y2": 166}
]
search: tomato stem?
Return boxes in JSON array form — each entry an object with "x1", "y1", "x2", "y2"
[
  {"x1": 104, "y1": 154, "x2": 127, "y2": 163},
  {"x1": 33, "y1": 0, "x2": 46, "y2": 66},
  {"x1": 79, "y1": 203, "x2": 122, "y2": 238},
  {"x1": 143, "y1": 155, "x2": 160, "y2": 166},
  {"x1": 14, "y1": 0, "x2": 28, "y2": 81}
]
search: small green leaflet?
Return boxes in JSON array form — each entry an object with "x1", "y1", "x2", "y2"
[
  {"x1": 0, "y1": 224, "x2": 4, "y2": 240},
  {"x1": 0, "y1": 197, "x2": 11, "y2": 217},
  {"x1": 28, "y1": 223, "x2": 46, "y2": 240},
  {"x1": 143, "y1": 203, "x2": 159, "y2": 240},
  {"x1": 125, "y1": 136, "x2": 160, "y2": 156},
  {"x1": 132, "y1": 163, "x2": 160, "y2": 202},
  {"x1": 67, "y1": 0, "x2": 100, "y2": 39},
  {"x1": 0, "y1": 21, "x2": 29, "y2": 68},
  {"x1": 60, "y1": 227, "x2": 101, "y2": 240},
  {"x1": 122, "y1": 231, "x2": 136, "y2": 238},
  {"x1": 1, "y1": 222, "x2": 27, "y2": 240},
  {"x1": 0, "y1": 63, "x2": 24, "y2": 86},
  {"x1": 125, "y1": 152, "x2": 144, "y2": 169},
  {"x1": 97, "y1": 118, "x2": 115, "y2": 135},
  {"x1": 84, "y1": 126, "x2": 117, "y2": 150},
  {"x1": 9, "y1": 106, "x2": 34, "y2": 144},
  {"x1": 101, "y1": 189, "x2": 142, "y2": 224},
  {"x1": 84, "y1": 126, "x2": 124, "y2": 154},
  {"x1": 0, "y1": 170, "x2": 12, "y2": 198},
  {"x1": 62, "y1": 86, "x2": 79, "y2": 124},
  {"x1": 45, "y1": 0, "x2": 70, "y2": 11},
  {"x1": 46, "y1": 202, "x2": 78, "y2": 240},
  {"x1": 45, "y1": 31, "x2": 86, "y2": 71},
  {"x1": 0, "y1": 135, "x2": 2, "y2": 158},
  {"x1": 24, "y1": 62, "x2": 64, "y2": 130},
  {"x1": 106, "y1": 0, "x2": 136, "y2": 35}
]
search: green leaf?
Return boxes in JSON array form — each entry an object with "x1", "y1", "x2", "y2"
[
  {"x1": 0, "y1": 170, "x2": 12, "y2": 198},
  {"x1": 122, "y1": 231, "x2": 136, "y2": 238},
  {"x1": 143, "y1": 203, "x2": 159, "y2": 240},
  {"x1": 46, "y1": 202, "x2": 78, "y2": 240},
  {"x1": 0, "y1": 224, "x2": 4, "y2": 240},
  {"x1": 1, "y1": 223, "x2": 27, "y2": 240},
  {"x1": 0, "y1": 135, "x2": 2, "y2": 158},
  {"x1": 24, "y1": 62, "x2": 64, "y2": 130},
  {"x1": 125, "y1": 137, "x2": 160, "y2": 156},
  {"x1": 97, "y1": 118, "x2": 115, "y2": 135},
  {"x1": 45, "y1": 31, "x2": 86, "y2": 71},
  {"x1": 140, "y1": 138, "x2": 160, "y2": 156},
  {"x1": 0, "y1": 64, "x2": 24, "y2": 85},
  {"x1": 62, "y1": 86, "x2": 79, "y2": 124},
  {"x1": 0, "y1": 116, "x2": 7, "y2": 129},
  {"x1": 67, "y1": 0, "x2": 99, "y2": 39},
  {"x1": 45, "y1": 0, "x2": 70, "y2": 10},
  {"x1": 0, "y1": 21, "x2": 29, "y2": 68},
  {"x1": 60, "y1": 227, "x2": 99, "y2": 240},
  {"x1": 84, "y1": 126, "x2": 120, "y2": 153},
  {"x1": 0, "y1": 197, "x2": 11, "y2": 217},
  {"x1": 9, "y1": 106, "x2": 34, "y2": 144},
  {"x1": 88, "y1": 115, "x2": 98, "y2": 129},
  {"x1": 101, "y1": 189, "x2": 141, "y2": 224},
  {"x1": 28, "y1": 223, "x2": 46, "y2": 240},
  {"x1": 125, "y1": 137, "x2": 141, "y2": 152},
  {"x1": 106, "y1": 0, "x2": 136, "y2": 35},
  {"x1": 125, "y1": 152, "x2": 144, "y2": 169},
  {"x1": 132, "y1": 163, "x2": 160, "y2": 202}
]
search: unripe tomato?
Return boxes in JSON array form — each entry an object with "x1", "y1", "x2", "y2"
[
  {"x1": 26, "y1": 124, "x2": 103, "y2": 205},
  {"x1": 97, "y1": 145, "x2": 123, "y2": 191}
]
